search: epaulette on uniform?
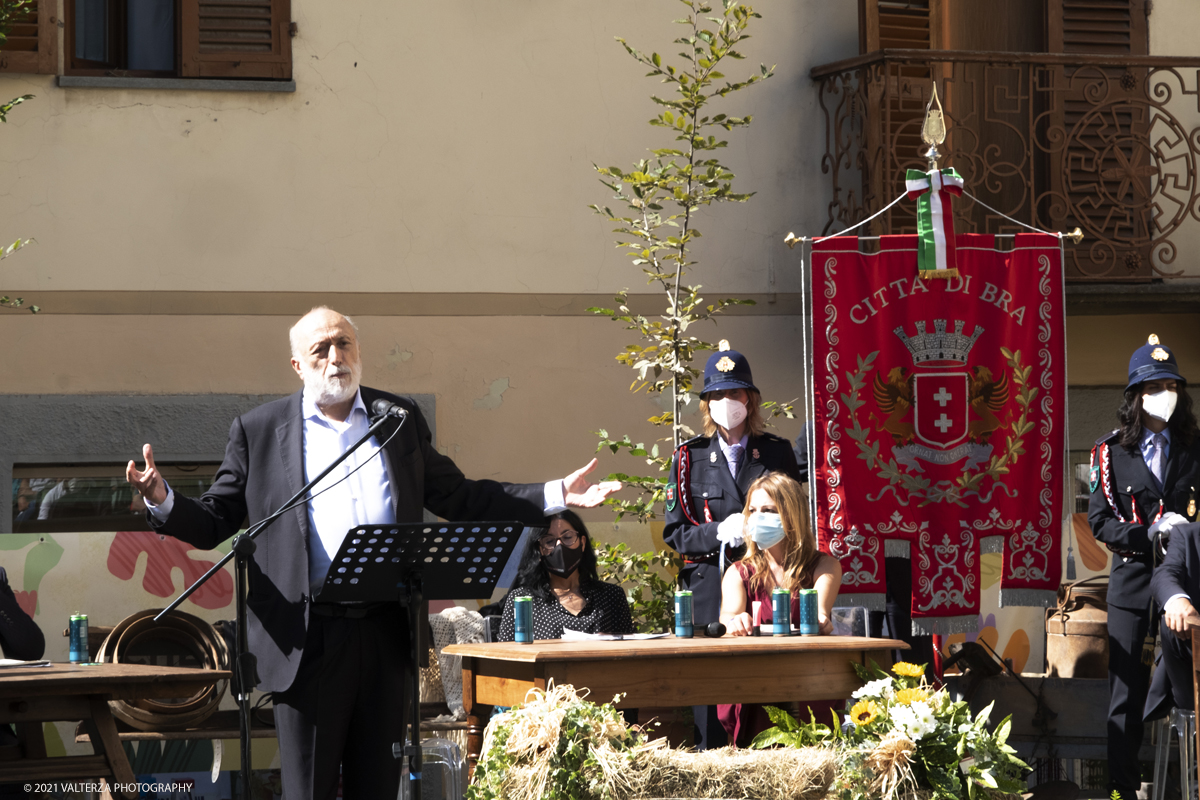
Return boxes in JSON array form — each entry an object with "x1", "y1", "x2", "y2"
[
  {"x1": 760, "y1": 432, "x2": 788, "y2": 444},
  {"x1": 678, "y1": 434, "x2": 708, "y2": 450},
  {"x1": 1095, "y1": 429, "x2": 1119, "y2": 447}
]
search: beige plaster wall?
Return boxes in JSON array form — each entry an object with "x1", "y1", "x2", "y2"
[
  {"x1": 0, "y1": 0, "x2": 856, "y2": 296},
  {"x1": 0, "y1": 311, "x2": 809, "y2": 518},
  {"x1": 1066, "y1": 313, "x2": 1200, "y2": 386}
]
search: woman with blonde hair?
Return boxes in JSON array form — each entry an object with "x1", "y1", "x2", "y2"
[
  {"x1": 662, "y1": 342, "x2": 800, "y2": 749},
  {"x1": 717, "y1": 471, "x2": 842, "y2": 746}
]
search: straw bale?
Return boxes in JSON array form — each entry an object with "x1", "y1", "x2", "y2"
[
  {"x1": 626, "y1": 741, "x2": 835, "y2": 800},
  {"x1": 476, "y1": 683, "x2": 834, "y2": 800}
]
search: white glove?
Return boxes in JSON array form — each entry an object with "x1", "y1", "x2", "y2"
[
  {"x1": 716, "y1": 513, "x2": 745, "y2": 546},
  {"x1": 1148, "y1": 512, "x2": 1189, "y2": 542}
]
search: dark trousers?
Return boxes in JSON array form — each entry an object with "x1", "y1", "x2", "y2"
[
  {"x1": 1108, "y1": 603, "x2": 1152, "y2": 797},
  {"x1": 867, "y1": 558, "x2": 936, "y2": 667},
  {"x1": 692, "y1": 703, "x2": 728, "y2": 751},
  {"x1": 1154, "y1": 617, "x2": 1195, "y2": 715},
  {"x1": 274, "y1": 606, "x2": 409, "y2": 800}
]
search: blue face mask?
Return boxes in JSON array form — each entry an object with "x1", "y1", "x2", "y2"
[{"x1": 746, "y1": 512, "x2": 786, "y2": 549}]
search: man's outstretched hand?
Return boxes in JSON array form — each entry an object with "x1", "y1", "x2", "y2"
[
  {"x1": 126, "y1": 443, "x2": 168, "y2": 506},
  {"x1": 563, "y1": 458, "x2": 622, "y2": 508}
]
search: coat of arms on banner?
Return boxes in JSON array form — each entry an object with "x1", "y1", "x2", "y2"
[{"x1": 810, "y1": 233, "x2": 1066, "y2": 634}]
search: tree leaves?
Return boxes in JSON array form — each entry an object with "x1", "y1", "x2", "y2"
[{"x1": 591, "y1": 1, "x2": 773, "y2": 520}]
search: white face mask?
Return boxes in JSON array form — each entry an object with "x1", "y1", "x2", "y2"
[
  {"x1": 746, "y1": 512, "x2": 787, "y2": 550},
  {"x1": 708, "y1": 397, "x2": 748, "y2": 431},
  {"x1": 1143, "y1": 389, "x2": 1178, "y2": 423}
]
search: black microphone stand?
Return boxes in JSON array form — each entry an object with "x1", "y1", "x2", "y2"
[{"x1": 156, "y1": 409, "x2": 404, "y2": 800}]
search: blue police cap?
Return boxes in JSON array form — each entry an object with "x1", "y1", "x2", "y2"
[
  {"x1": 702, "y1": 340, "x2": 758, "y2": 395},
  {"x1": 1126, "y1": 333, "x2": 1185, "y2": 391}
]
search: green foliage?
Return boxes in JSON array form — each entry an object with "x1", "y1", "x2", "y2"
[
  {"x1": 0, "y1": 93, "x2": 30, "y2": 123},
  {"x1": 591, "y1": 0, "x2": 775, "y2": 521},
  {"x1": 0, "y1": 1, "x2": 36, "y2": 313},
  {"x1": 749, "y1": 704, "x2": 838, "y2": 749},
  {"x1": 0, "y1": 0, "x2": 34, "y2": 123},
  {"x1": 466, "y1": 687, "x2": 641, "y2": 800},
  {"x1": 595, "y1": 541, "x2": 681, "y2": 633}
]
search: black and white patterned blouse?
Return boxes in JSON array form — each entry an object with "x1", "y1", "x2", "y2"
[{"x1": 497, "y1": 582, "x2": 635, "y2": 641}]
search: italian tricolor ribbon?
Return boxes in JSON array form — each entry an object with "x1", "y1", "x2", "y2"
[{"x1": 906, "y1": 167, "x2": 963, "y2": 279}]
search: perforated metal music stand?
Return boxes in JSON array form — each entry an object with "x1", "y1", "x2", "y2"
[
  {"x1": 315, "y1": 520, "x2": 536, "y2": 602},
  {"x1": 315, "y1": 520, "x2": 543, "y2": 797}
]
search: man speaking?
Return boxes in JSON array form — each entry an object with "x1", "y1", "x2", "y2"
[{"x1": 126, "y1": 307, "x2": 620, "y2": 799}]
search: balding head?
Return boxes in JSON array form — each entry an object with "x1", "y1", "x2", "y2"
[{"x1": 289, "y1": 306, "x2": 359, "y2": 360}]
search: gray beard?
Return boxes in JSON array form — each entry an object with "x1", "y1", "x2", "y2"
[{"x1": 303, "y1": 369, "x2": 360, "y2": 408}]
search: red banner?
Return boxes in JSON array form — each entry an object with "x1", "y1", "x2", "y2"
[{"x1": 810, "y1": 233, "x2": 1065, "y2": 634}]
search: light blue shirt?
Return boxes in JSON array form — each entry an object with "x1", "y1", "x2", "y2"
[
  {"x1": 301, "y1": 391, "x2": 395, "y2": 593},
  {"x1": 1140, "y1": 427, "x2": 1171, "y2": 481}
]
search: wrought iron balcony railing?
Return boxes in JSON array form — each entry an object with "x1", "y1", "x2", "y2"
[{"x1": 811, "y1": 49, "x2": 1200, "y2": 282}]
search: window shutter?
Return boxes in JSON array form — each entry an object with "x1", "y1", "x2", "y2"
[
  {"x1": 180, "y1": 0, "x2": 292, "y2": 80},
  {"x1": 859, "y1": 0, "x2": 945, "y2": 53},
  {"x1": 0, "y1": 1, "x2": 57, "y2": 75},
  {"x1": 1047, "y1": 0, "x2": 1148, "y2": 55},
  {"x1": 1046, "y1": 0, "x2": 1152, "y2": 279},
  {"x1": 858, "y1": 1, "x2": 944, "y2": 233}
]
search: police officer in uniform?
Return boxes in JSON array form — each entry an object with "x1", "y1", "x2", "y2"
[
  {"x1": 1088, "y1": 334, "x2": 1200, "y2": 800},
  {"x1": 663, "y1": 341, "x2": 800, "y2": 750}
]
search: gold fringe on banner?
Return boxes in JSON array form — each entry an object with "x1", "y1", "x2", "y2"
[{"x1": 918, "y1": 268, "x2": 959, "y2": 279}]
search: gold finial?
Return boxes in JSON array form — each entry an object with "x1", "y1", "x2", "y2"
[
  {"x1": 784, "y1": 232, "x2": 801, "y2": 249},
  {"x1": 921, "y1": 83, "x2": 947, "y2": 170},
  {"x1": 1148, "y1": 334, "x2": 1160, "y2": 345},
  {"x1": 921, "y1": 84, "x2": 946, "y2": 147},
  {"x1": 1066, "y1": 227, "x2": 1084, "y2": 244},
  {"x1": 718, "y1": 339, "x2": 731, "y2": 352}
]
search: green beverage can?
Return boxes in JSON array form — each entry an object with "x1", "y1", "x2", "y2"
[
  {"x1": 514, "y1": 596, "x2": 534, "y2": 644},
  {"x1": 674, "y1": 590, "x2": 694, "y2": 638},
  {"x1": 798, "y1": 589, "x2": 819, "y2": 635},
  {"x1": 69, "y1": 614, "x2": 88, "y2": 663},
  {"x1": 771, "y1": 588, "x2": 791, "y2": 635}
]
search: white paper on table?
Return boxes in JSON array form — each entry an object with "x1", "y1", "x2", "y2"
[
  {"x1": 559, "y1": 629, "x2": 670, "y2": 642},
  {"x1": 0, "y1": 659, "x2": 50, "y2": 668}
]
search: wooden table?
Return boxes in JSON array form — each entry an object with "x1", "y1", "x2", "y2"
[
  {"x1": 0, "y1": 662, "x2": 229, "y2": 800},
  {"x1": 445, "y1": 634, "x2": 905, "y2": 769}
]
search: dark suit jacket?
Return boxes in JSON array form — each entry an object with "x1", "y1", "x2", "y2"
[
  {"x1": 150, "y1": 386, "x2": 546, "y2": 693},
  {"x1": 663, "y1": 432, "x2": 800, "y2": 625},
  {"x1": 1088, "y1": 432, "x2": 1200, "y2": 611},
  {"x1": 0, "y1": 567, "x2": 43, "y2": 661},
  {"x1": 1151, "y1": 521, "x2": 1200, "y2": 611}
]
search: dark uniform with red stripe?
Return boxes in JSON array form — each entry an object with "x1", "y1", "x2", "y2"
[
  {"x1": 1088, "y1": 335, "x2": 1200, "y2": 799},
  {"x1": 664, "y1": 432, "x2": 800, "y2": 626}
]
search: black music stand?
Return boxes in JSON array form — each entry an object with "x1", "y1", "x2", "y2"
[{"x1": 316, "y1": 520, "x2": 541, "y2": 799}]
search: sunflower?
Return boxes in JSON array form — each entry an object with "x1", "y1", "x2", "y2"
[
  {"x1": 893, "y1": 687, "x2": 929, "y2": 706},
  {"x1": 892, "y1": 662, "x2": 924, "y2": 678},
  {"x1": 850, "y1": 699, "x2": 883, "y2": 726}
]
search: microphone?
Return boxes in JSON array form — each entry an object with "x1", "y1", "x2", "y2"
[
  {"x1": 701, "y1": 621, "x2": 727, "y2": 638},
  {"x1": 371, "y1": 399, "x2": 409, "y2": 420}
]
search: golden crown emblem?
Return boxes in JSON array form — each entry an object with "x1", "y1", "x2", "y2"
[{"x1": 715, "y1": 356, "x2": 736, "y2": 373}]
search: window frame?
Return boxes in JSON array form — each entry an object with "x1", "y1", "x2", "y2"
[
  {"x1": 61, "y1": 0, "x2": 293, "y2": 81},
  {"x1": 64, "y1": 0, "x2": 180, "y2": 78},
  {"x1": 12, "y1": 462, "x2": 221, "y2": 533}
]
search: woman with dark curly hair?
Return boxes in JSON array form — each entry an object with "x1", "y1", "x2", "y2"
[
  {"x1": 497, "y1": 510, "x2": 633, "y2": 642},
  {"x1": 1088, "y1": 334, "x2": 1200, "y2": 800}
]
